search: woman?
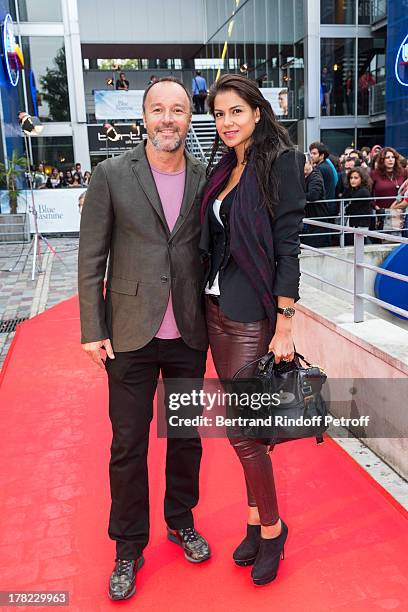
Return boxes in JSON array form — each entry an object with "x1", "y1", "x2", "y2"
[
  {"x1": 46, "y1": 167, "x2": 63, "y2": 188},
  {"x1": 69, "y1": 172, "x2": 82, "y2": 188},
  {"x1": 303, "y1": 153, "x2": 328, "y2": 247},
  {"x1": 343, "y1": 167, "x2": 373, "y2": 245},
  {"x1": 370, "y1": 147, "x2": 408, "y2": 232},
  {"x1": 200, "y1": 75, "x2": 305, "y2": 586},
  {"x1": 83, "y1": 170, "x2": 92, "y2": 186},
  {"x1": 64, "y1": 169, "x2": 74, "y2": 186}
]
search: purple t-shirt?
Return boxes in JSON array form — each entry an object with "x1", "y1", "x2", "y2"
[{"x1": 151, "y1": 165, "x2": 186, "y2": 339}]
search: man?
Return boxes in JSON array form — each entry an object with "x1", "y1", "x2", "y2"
[
  {"x1": 116, "y1": 71, "x2": 129, "y2": 91},
  {"x1": 78, "y1": 77, "x2": 210, "y2": 601},
  {"x1": 309, "y1": 142, "x2": 338, "y2": 244},
  {"x1": 191, "y1": 70, "x2": 207, "y2": 114},
  {"x1": 74, "y1": 162, "x2": 84, "y2": 185}
]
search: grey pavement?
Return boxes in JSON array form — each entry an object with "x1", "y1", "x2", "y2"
[{"x1": 0, "y1": 237, "x2": 78, "y2": 369}]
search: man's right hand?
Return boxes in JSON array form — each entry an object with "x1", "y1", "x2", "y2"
[{"x1": 81, "y1": 339, "x2": 115, "y2": 369}]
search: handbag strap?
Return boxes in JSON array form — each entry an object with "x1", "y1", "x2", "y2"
[{"x1": 232, "y1": 351, "x2": 313, "y2": 380}]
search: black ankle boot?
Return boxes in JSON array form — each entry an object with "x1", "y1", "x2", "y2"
[
  {"x1": 251, "y1": 520, "x2": 288, "y2": 586},
  {"x1": 233, "y1": 524, "x2": 261, "y2": 566}
]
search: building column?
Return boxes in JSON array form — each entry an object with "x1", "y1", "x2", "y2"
[
  {"x1": 61, "y1": 0, "x2": 91, "y2": 170},
  {"x1": 304, "y1": 0, "x2": 321, "y2": 147}
]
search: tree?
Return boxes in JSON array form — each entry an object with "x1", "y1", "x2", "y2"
[
  {"x1": 40, "y1": 47, "x2": 70, "y2": 121},
  {"x1": 0, "y1": 151, "x2": 28, "y2": 214}
]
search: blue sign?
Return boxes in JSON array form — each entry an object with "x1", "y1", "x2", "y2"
[
  {"x1": 395, "y1": 33, "x2": 408, "y2": 87},
  {"x1": 1, "y1": 13, "x2": 24, "y2": 87}
]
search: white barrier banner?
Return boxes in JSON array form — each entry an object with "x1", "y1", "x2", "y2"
[
  {"x1": 17, "y1": 188, "x2": 84, "y2": 233},
  {"x1": 94, "y1": 90, "x2": 144, "y2": 120}
]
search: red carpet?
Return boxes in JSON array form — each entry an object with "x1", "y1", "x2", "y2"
[{"x1": 0, "y1": 296, "x2": 407, "y2": 611}]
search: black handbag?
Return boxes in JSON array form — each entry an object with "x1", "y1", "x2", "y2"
[{"x1": 227, "y1": 352, "x2": 328, "y2": 446}]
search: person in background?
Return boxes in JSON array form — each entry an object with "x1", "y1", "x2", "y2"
[
  {"x1": 69, "y1": 172, "x2": 82, "y2": 188},
  {"x1": 33, "y1": 163, "x2": 47, "y2": 189},
  {"x1": 83, "y1": 171, "x2": 91, "y2": 186},
  {"x1": 321, "y1": 66, "x2": 333, "y2": 115},
  {"x1": 337, "y1": 155, "x2": 359, "y2": 198},
  {"x1": 59, "y1": 171, "x2": 67, "y2": 187},
  {"x1": 116, "y1": 72, "x2": 129, "y2": 91},
  {"x1": 46, "y1": 167, "x2": 63, "y2": 188},
  {"x1": 78, "y1": 191, "x2": 86, "y2": 214},
  {"x1": 192, "y1": 70, "x2": 208, "y2": 114},
  {"x1": 148, "y1": 75, "x2": 158, "y2": 85},
  {"x1": 74, "y1": 162, "x2": 84, "y2": 185},
  {"x1": 65, "y1": 169, "x2": 74, "y2": 186},
  {"x1": 277, "y1": 89, "x2": 288, "y2": 116},
  {"x1": 345, "y1": 70, "x2": 353, "y2": 114},
  {"x1": 343, "y1": 167, "x2": 373, "y2": 245},
  {"x1": 309, "y1": 142, "x2": 338, "y2": 243},
  {"x1": 303, "y1": 152, "x2": 329, "y2": 247},
  {"x1": 361, "y1": 146, "x2": 371, "y2": 166},
  {"x1": 390, "y1": 178, "x2": 408, "y2": 236},
  {"x1": 371, "y1": 147, "x2": 408, "y2": 231}
]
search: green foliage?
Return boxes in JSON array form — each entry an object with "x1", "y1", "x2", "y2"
[
  {"x1": 0, "y1": 151, "x2": 28, "y2": 214},
  {"x1": 39, "y1": 47, "x2": 70, "y2": 121}
]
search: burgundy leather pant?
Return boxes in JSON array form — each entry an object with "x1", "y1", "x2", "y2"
[{"x1": 206, "y1": 297, "x2": 280, "y2": 526}]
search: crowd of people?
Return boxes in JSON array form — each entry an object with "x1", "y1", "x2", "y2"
[
  {"x1": 31, "y1": 162, "x2": 91, "y2": 190},
  {"x1": 303, "y1": 142, "x2": 408, "y2": 246}
]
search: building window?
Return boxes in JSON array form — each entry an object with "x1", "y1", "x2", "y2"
[
  {"x1": 321, "y1": 0, "x2": 356, "y2": 25},
  {"x1": 21, "y1": 37, "x2": 70, "y2": 122},
  {"x1": 15, "y1": 0, "x2": 62, "y2": 22},
  {"x1": 321, "y1": 38, "x2": 356, "y2": 116},
  {"x1": 30, "y1": 136, "x2": 74, "y2": 171},
  {"x1": 321, "y1": 129, "x2": 355, "y2": 156}
]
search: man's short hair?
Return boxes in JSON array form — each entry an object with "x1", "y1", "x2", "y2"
[
  {"x1": 142, "y1": 76, "x2": 193, "y2": 113},
  {"x1": 309, "y1": 141, "x2": 329, "y2": 159}
]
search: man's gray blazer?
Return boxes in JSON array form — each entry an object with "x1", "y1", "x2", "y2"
[{"x1": 78, "y1": 142, "x2": 208, "y2": 353}]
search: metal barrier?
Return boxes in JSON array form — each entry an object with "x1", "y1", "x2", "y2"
[
  {"x1": 301, "y1": 196, "x2": 408, "y2": 248},
  {"x1": 301, "y1": 207, "x2": 408, "y2": 323},
  {"x1": 186, "y1": 125, "x2": 207, "y2": 164}
]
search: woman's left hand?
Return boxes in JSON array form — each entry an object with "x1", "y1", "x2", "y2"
[{"x1": 268, "y1": 330, "x2": 295, "y2": 364}]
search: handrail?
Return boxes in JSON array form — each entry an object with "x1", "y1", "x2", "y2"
[{"x1": 300, "y1": 215, "x2": 408, "y2": 322}]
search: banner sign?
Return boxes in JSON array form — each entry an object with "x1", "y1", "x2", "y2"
[
  {"x1": 16, "y1": 188, "x2": 84, "y2": 233},
  {"x1": 88, "y1": 123, "x2": 143, "y2": 153},
  {"x1": 260, "y1": 87, "x2": 288, "y2": 116},
  {"x1": 94, "y1": 90, "x2": 144, "y2": 120}
]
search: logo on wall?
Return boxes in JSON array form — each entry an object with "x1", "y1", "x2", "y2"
[
  {"x1": 395, "y1": 33, "x2": 408, "y2": 87},
  {"x1": 1, "y1": 14, "x2": 24, "y2": 87}
]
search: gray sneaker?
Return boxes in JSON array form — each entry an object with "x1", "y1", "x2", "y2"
[{"x1": 167, "y1": 527, "x2": 211, "y2": 563}]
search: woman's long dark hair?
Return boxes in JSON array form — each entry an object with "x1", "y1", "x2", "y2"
[{"x1": 206, "y1": 74, "x2": 293, "y2": 213}]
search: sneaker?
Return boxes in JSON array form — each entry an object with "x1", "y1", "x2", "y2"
[{"x1": 167, "y1": 526, "x2": 211, "y2": 563}]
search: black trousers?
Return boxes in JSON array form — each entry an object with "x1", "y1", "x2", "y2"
[
  {"x1": 193, "y1": 94, "x2": 206, "y2": 114},
  {"x1": 105, "y1": 337, "x2": 207, "y2": 559}
]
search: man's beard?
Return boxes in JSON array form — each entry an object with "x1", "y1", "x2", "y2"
[{"x1": 149, "y1": 127, "x2": 184, "y2": 152}]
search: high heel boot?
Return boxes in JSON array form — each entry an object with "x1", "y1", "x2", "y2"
[
  {"x1": 233, "y1": 524, "x2": 261, "y2": 566},
  {"x1": 251, "y1": 519, "x2": 288, "y2": 585}
]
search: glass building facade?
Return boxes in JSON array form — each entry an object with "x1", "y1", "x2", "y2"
[
  {"x1": 0, "y1": 0, "x2": 400, "y2": 169},
  {"x1": 192, "y1": 0, "x2": 386, "y2": 153}
]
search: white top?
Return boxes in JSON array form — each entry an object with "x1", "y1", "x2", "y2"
[{"x1": 204, "y1": 198, "x2": 223, "y2": 296}]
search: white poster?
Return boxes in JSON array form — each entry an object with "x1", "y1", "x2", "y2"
[
  {"x1": 94, "y1": 90, "x2": 144, "y2": 120},
  {"x1": 260, "y1": 88, "x2": 288, "y2": 116},
  {"x1": 17, "y1": 188, "x2": 84, "y2": 233}
]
